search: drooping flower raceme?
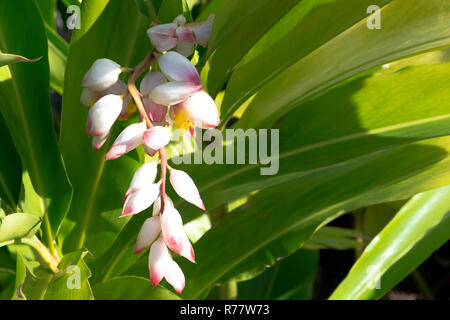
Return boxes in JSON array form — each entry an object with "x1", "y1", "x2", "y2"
[{"x1": 80, "y1": 14, "x2": 217, "y2": 293}]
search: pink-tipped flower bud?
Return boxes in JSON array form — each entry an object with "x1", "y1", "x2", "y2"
[
  {"x1": 143, "y1": 126, "x2": 171, "y2": 150},
  {"x1": 86, "y1": 94, "x2": 123, "y2": 136},
  {"x1": 105, "y1": 122, "x2": 146, "y2": 160},
  {"x1": 147, "y1": 23, "x2": 178, "y2": 53},
  {"x1": 82, "y1": 58, "x2": 122, "y2": 91},
  {"x1": 134, "y1": 216, "x2": 161, "y2": 254},
  {"x1": 169, "y1": 168, "x2": 205, "y2": 210}
]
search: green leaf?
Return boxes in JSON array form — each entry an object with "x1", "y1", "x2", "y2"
[
  {"x1": 0, "y1": 213, "x2": 41, "y2": 245},
  {"x1": 59, "y1": 0, "x2": 151, "y2": 256},
  {"x1": 0, "y1": 114, "x2": 21, "y2": 209},
  {"x1": 158, "y1": 0, "x2": 192, "y2": 23},
  {"x1": 93, "y1": 276, "x2": 181, "y2": 299},
  {"x1": 47, "y1": 29, "x2": 68, "y2": 95},
  {"x1": 179, "y1": 134, "x2": 450, "y2": 299},
  {"x1": 330, "y1": 186, "x2": 450, "y2": 300},
  {"x1": 238, "y1": 249, "x2": 319, "y2": 300},
  {"x1": 237, "y1": 0, "x2": 450, "y2": 129},
  {"x1": 206, "y1": 0, "x2": 301, "y2": 97},
  {"x1": 0, "y1": 1, "x2": 72, "y2": 236},
  {"x1": 175, "y1": 63, "x2": 450, "y2": 223},
  {"x1": 219, "y1": 0, "x2": 391, "y2": 124},
  {"x1": 35, "y1": 0, "x2": 57, "y2": 29},
  {"x1": 95, "y1": 63, "x2": 450, "y2": 283},
  {"x1": 11, "y1": 253, "x2": 26, "y2": 300},
  {"x1": 42, "y1": 250, "x2": 94, "y2": 300},
  {"x1": 36, "y1": 0, "x2": 68, "y2": 94},
  {"x1": 135, "y1": 0, "x2": 161, "y2": 20}
]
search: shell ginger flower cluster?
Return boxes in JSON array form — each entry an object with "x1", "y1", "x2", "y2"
[{"x1": 80, "y1": 14, "x2": 218, "y2": 293}]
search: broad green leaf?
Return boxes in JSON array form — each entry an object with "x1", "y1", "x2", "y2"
[
  {"x1": 179, "y1": 134, "x2": 450, "y2": 299},
  {"x1": 42, "y1": 250, "x2": 94, "y2": 300},
  {"x1": 0, "y1": 114, "x2": 21, "y2": 210},
  {"x1": 237, "y1": 0, "x2": 450, "y2": 129},
  {"x1": 47, "y1": 29, "x2": 68, "y2": 95},
  {"x1": 158, "y1": 0, "x2": 192, "y2": 23},
  {"x1": 175, "y1": 63, "x2": 450, "y2": 222},
  {"x1": 35, "y1": 0, "x2": 57, "y2": 29},
  {"x1": 0, "y1": 1, "x2": 72, "y2": 236},
  {"x1": 0, "y1": 213, "x2": 41, "y2": 245},
  {"x1": 36, "y1": 0, "x2": 68, "y2": 94},
  {"x1": 207, "y1": 0, "x2": 301, "y2": 97},
  {"x1": 0, "y1": 53, "x2": 41, "y2": 67},
  {"x1": 330, "y1": 186, "x2": 450, "y2": 300},
  {"x1": 135, "y1": 0, "x2": 162, "y2": 20},
  {"x1": 93, "y1": 63, "x2": 450, "y2": 282},
  {"x1": 195, "y1": 0, "x2": 223, "y2": 22},
  {"x1": 59, "y1": 0, "x2": 150, "y2": 256},
  {"x1": 93, "y1": 276, "x2": 181, "y2": 299},
  {"x1": 219, "y1": 0, "x2": 391, "y2": 124},
  {"x1": 238, "y1": 249, "x2": 318, "y2": 300}
]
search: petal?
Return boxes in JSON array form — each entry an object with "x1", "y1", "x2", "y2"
[
  {"x1": 152, "y1": 195, "x2": 173, "y2": 216},
  {"x1": 143, "y1": 126, "x2": 171, "y2": 150},
  {"x1": 176, "y1": 42, "x2": 195, "y2": 57},
  {"x1": 147, "y1": 23, "x2": 178, "y2": 52},
  {"x1": 122, "y1": 183, "x2": 160, "y2": 217},
  {"x1": 140, "y1": 71, "x2": 167, "y2": 96},
  {"x1": 157, "y1": 51, "x2": 201, "y2": 84},
  {"x1": 92, "y1": 132, "x2": 109, "y2": 150},
  {"x1": 82, "y1": 58, "x2": 122, "y2": 91},
  {"x1": 143, "y1": 145, "x2": 158, "y2": 157},
  {"x1": 80, "y1": 87, "x2": 100, "y2": 106},
  {"x1": 105, "y1": 122, "x2": 146, "y2": 160},
  {"x1": 134, "y1": 216, "x2": 161, "y2": 254},
  {"x1": 161, "y1": 204, "x2": 196, "y2": 263},
  {"x1": 169, "y1": 168, "x2": 205, "y2": 210},
  {"x1": 120, "y1": 94, "x2": 132, "y2": 118},
  {"x1": 164, "y1": 259, "x2": 185, "y2": 293},
  {"x1": 149, "y1": 237, "x2": 170, "y2": 286},
  {"x1": 149, "y1": 81, "x2": 203, "y2": 106},
  {"x1": 125, "y1": 161, "x2": 158, "y2": 201},
  {"x1": 103, "y1": 79, "x2": 128, "y2": 96},
  {"x1": 160, "y1": 204, "x2": 185, "y2": 254},
  {"x1": 143, "y1": 98, "x2": 168, "y2": 124},
  {"x1": 176, "y1": 26, "x2": 195, "y2": 43},
  {"x1": 191, "y1": 14, "x2": 215, "y2": 47},
  {"x1": 86, "y1": 94, "x2": 123, "y2": 136},
  {"x1": 177, "y1": 91, "x2": 220, "y2": 128},
  {"x1": 173, "y1": 14, "x2": 186, "y2": 26}
]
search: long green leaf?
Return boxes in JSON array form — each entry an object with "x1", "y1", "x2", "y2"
[
  {"x1": 0, "y1": 1, "x2": 72, "y2": 236},
  {"x1": 237, "y1": 0, "x2": 450, "y2": 129},
  {"x1": 330, "y1": 186, "x2": 450, "y2": 300},
  {"x1": 206, "y1": 0, "x2": 301, "y2": 97},
  {"x1": 0, "y1": 114, "x2": 21, "y2": 209},
  {"x1": 219, "y1": 0, "x2": 391, "y2": 124},
  {"x1": 92, "y1": 62, "x2": 450, "y2": 284},
  {"x1": 179, "y1": 134, "x2": 450, "y2": 298}
]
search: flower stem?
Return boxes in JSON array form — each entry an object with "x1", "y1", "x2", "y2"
[{"x1": 127, "y1": 50, "x2": 169, "y2": 214}]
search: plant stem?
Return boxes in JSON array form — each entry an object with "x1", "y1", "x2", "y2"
[
  {"x1": 0, "y1": 237, "x2": 59, "y2": 273},
  {"x1": 127, "y1": 50, "x2": 169, "y2": 214}
]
